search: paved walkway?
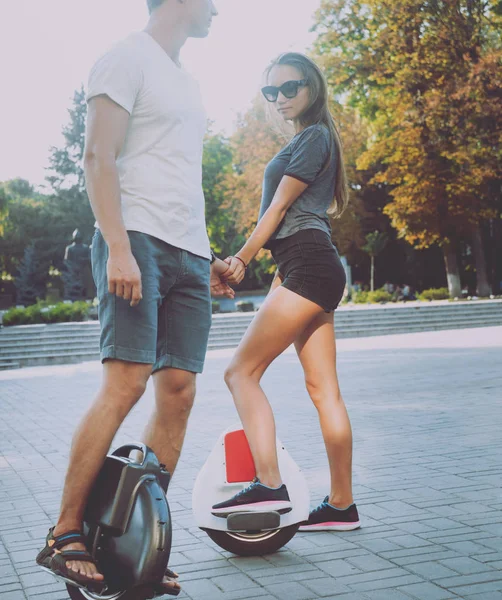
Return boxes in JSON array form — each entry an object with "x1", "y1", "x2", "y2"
[{"x1": 0, "y1": 327, "x2": 501, "y2": 600}]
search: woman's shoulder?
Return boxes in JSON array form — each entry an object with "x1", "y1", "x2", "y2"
[{"x1": 291, "y1": 123, "x2": 331, "y2": 150}]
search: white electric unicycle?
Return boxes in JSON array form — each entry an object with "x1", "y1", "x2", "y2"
[{"x1": 193, "y1": 424, "x2": 309, "y2": 556}]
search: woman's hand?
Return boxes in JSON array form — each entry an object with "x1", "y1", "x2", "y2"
[{"x1": 222, "y1": 256, "x2": 246, "y2": 285}]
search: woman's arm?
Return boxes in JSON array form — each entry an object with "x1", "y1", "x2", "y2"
[{"x1": 224, "y1": 175, "x2": 308, "y2": 284}]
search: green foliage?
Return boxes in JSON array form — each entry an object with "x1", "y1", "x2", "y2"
[
  {"x1": 313, "y1": 0, "x2": 502, "y2": 248},
  {"x1": 203, "y1": 128, "x2": 275, "y2": 290},
  {"x1": 203, "y1": 130, "x2": 237, "y2": 258},
  {"x1": 15, "y1": 244, "x2": 45, "y2": 306},
  {"x1": 363, "y1": 231, "x2": 388, "y2": 258},
  {"x1": 45, "y1": 86, "x2": 95, "y2": 248},
  {"x1": 0, "y1": 88, "x2": 95, "y2": 299},
  {"x1": 2, "y1": 301, "x2": 89, "y2": 326},
  {"x1": 211, "y1": 301, "x2": 220, "y2": 314},
  {"x1": 353, "y1": 290, "x2": 370, "y2": 304},
  {"x1": 2, "y1": 306, "x2": 37, "y2": 326},
  {"x1": 47, "y1": 301, "x2": 89, "y2": 323},
  {"x1": 367, "y1": 289, "x2": 393, "y2": 303},
  {"x1": 353, "y1": 288, "x2": 393, "y2": 303},
  {"x1": 236, "y1": 301, "x2": 255, "y2": 312},
  {"x1": 418, "y1": 287, "x2": 450, "y2": 301}
]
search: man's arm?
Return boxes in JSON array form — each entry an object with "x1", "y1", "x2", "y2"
[{"x1": 84, "y1": 95, "x2": 142, "y2": 307}]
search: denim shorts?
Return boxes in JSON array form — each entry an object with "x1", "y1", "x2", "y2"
[
  {"x1": 91, "y1": 230, "x2": 211, "y2": 374},
  {"x1": 270, "y1": 229, "x2": 346, "y2": 313}
]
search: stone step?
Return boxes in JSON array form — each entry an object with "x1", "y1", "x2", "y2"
[
  {"x1": 5, "y1": 352, "x2": 101, "y2": 368},
  {"x1": 1, "y1": 306, "x2": 500, "y2": 343},
  {"x1": 2, "y1": 318, "x2": 499, "y2": 368},
  {"x1": 0, "y1": 359, "x2": 20, "y2": 371},
  {"x1": 0, "y1": 312, "x2": 499, "y2": 350},
  {"x1": 335, "y1": 320, "x2": 500, "y2": 338},
  {"x1": 1, "y1": 317, "x2": 499, "y2": 362},
  {"x1": 1, "y1": 300, "x2": 500, "y2": 369}
]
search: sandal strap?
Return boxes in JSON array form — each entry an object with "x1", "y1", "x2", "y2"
[
  {"x1": 51, "y1": 530, "x2": 85, "y2": 550},
  {"x1": 165, "y1": 568, "x2": 179, "y2": 579},
  {"x1": 56, "y1": 550, "x2": 94, "y2": 562}
]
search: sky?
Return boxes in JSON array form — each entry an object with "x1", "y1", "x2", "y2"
[{"x1": 0, "y1": 0, "x2": 321, "y2": 188}]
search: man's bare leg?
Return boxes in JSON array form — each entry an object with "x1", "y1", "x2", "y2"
[
  {"x1": 52, "y1": 360, "x2": 152, "y2": 582},
  {"x1": 142, "y1": 366, "x2": 196, "y2": 593},
  {"x1": 143, "y1": 367, "x2": 196, "y2": 474}
]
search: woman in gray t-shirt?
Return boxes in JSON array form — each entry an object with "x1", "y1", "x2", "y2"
[{"x1": 212, "y1": 53, "x2": 360, "y2": 531}]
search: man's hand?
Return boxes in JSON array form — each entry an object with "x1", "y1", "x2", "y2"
[
  {"x1": 210, "y1": 258, "x2": 235, "y2": 299},
  {"x1": 107, "y1": 247, "x2": 143, "y2": 307}
]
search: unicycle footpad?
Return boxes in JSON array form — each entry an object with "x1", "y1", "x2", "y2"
[{"x1": 227, "y1": 511, "x2": 281, "y2": 532}]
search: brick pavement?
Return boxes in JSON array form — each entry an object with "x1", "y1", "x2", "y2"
[{"x1": 0, "y1": 326, "x2": 501, "y2": 600}]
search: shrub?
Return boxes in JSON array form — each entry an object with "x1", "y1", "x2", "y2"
[
  {"x1": 418, "y1": 287, "x2": 450, "y2": 301},
  {"x1": 236, "y1": 301, "x2": 254, "y2": 312},
  {"x1": 48, "y1": 301, "x2": 89, "y2": 322},
  {"x1": 2, "y1": 301, "x2": 90, "y2": 326},
  {"x1": 2, "y1": 307, "x2": 29, "y2": 326},
  {"x1": 212, "y1": 301, "x2": 220, "y2": 314},
  {"x1": 367, "y1": 289, "x2": 393, "y2": 304},
  {"x1": 353, "y1": 291, "x2": 369, "y2": 304}
]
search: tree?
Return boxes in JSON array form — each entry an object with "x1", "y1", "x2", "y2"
[
  {"x1": 224, "y1": 97, "x2": 284, "y2": 232},
  {"x1": 312, "y1": 0, "x2": 502, "y2": 297},
  {"x1": 15, "y1": 244, "x2": 45, "y2": 306},
  {"x1": 203, "y1": 129, "x2": 237, "y2": 257},
  {"x1": 0, "y1": 179, "x2": 53, "y2": 287},
  {"x1": 0, "y1": 185, "x2": 11, "y2": 237},
  {"x1": 45, "y1": 86, "x2": 95, "y2": 253},
  {"x1": 222, "y1": 98, "x2": 284, "y2": 288},
  {"x1": 0, "y1": 87, "x2": 94, "y2": 302},
  {"x1": 363, "y1": 231, "x2": 388, "y2": 291}
]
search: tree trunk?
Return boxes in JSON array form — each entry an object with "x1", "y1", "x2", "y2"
[
  {"x1": 370, "y1": 256, "x2": 375, "y2": 292},
  {"x1": 471, "y1": 224, "x2": 491, "y2": 297},
  {"x1": 442, "y1": 241, "x2": 462, "y2": 298}
]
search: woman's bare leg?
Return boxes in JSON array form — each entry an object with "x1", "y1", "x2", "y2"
[
  {"x1": 295, "y1": 312, "x2": 354, "y2": 507},
  {"x1": 224, "y1": 286, "x2": 323, "y2": 488}
]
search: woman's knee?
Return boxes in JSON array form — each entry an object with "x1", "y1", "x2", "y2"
[
  {"x1": 305, "y1": 376, "x2": 340, "y2": 409},
  {"x1": 224, "y1": 363, "x2": 250, "y2": 390},
  {"x1": 224, "y1": 364, "x2": 237, "y2": 390}
]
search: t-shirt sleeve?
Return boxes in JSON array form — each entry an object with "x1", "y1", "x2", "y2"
[
  {"x1": 284, "y1": 126, "x2": 331, "y2": 184},
  {"x1": 86, "y1": 44, "x2": 143, "y2": 114}
]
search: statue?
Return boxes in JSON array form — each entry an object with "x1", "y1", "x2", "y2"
[{"x1": 63, "y1": 229, "x2": 94, "y2": 300}]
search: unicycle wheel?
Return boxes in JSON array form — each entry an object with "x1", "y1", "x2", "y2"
[
  {"x1": 66, "y1": 583, "x2": 158, "y2": 600},
  {"x1": 204, "y1": 524, "x2": 299, "y2": 556}
]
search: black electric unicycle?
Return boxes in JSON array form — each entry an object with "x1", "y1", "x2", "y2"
[{"x1": 65, "y1": 443, "x2": 173, "y2": 600}]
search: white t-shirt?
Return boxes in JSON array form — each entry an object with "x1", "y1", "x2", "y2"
[{"x1": 86, "y1": 31, "x2": 210, "y2": 259}]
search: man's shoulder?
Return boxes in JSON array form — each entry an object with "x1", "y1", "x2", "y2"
[{"x1": 91, "y1": 32, "x2": 144, "y2": 70}]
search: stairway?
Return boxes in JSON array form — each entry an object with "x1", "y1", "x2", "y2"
[{"x1": 0, "y1": 300, "x2": 500, "y2": 370}]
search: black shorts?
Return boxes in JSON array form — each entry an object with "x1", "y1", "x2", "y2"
[{"x1": 270, "y1": 229, "x2": 346, "y2": 313}]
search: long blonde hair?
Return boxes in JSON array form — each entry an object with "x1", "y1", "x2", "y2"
[{"x1": 264, "y1": 52, "x2": 349, "y2": 218}]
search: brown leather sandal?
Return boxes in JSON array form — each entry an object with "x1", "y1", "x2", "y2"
[{"x1": 36, "y1": 527, "x2": 106, "y2": 593}]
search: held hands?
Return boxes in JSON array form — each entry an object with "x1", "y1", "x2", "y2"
[
  {"x1": 222, "y1": 255, "x2": 246, "y2": 285},
  {"x1": 107, "y1": 248, "x2": 143, "y2": 307},
  {"x1": 211, "y1": 258, "x2": 235, "y2": 299}
]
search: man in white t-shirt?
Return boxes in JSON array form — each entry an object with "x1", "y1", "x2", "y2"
[{"x1": 36, "y1": 0, "x2": 229, "y2": 594}]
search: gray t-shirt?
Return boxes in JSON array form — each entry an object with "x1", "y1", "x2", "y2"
[{"x1": 258, "y1": 123, "x2": 336, "y2": 248}]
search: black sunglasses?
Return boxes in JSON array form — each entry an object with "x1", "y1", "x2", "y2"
[{"x1": 261, "y1": 79, "x2": 308, "y2": 103}]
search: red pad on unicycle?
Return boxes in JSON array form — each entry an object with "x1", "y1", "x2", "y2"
[{"x1": 224, "y1": 429, "x2": 257, "y2": 483}]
